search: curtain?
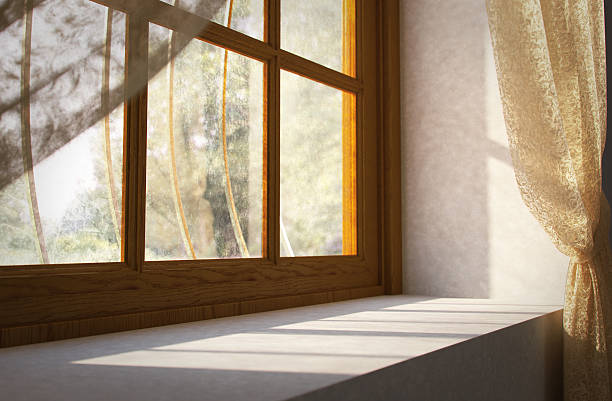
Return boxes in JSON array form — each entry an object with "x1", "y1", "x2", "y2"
[{"x1": 486, "y1": 1, "x2": 610, "y2": 400}]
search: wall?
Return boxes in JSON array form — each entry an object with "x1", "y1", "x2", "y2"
[{"x1": 399, "y1": 0, "x2": 567, "y2": 303}]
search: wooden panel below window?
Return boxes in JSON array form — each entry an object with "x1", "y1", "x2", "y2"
[{"x1": 0, "y1": 285, "x2": 382, "y2": 347}]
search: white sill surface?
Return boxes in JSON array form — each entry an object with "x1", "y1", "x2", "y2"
[{"x1": 0, "y1": 295, "x2": 561, "y2": 401}]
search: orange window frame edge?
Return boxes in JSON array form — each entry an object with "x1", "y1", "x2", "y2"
[{"x1": 0, "y1": 0, "x2": 402, "y2": 347}]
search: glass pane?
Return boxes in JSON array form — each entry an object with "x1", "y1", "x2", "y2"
[
  {"x1": 281, "y1": 0, "x2": 355, "y2": 76},
  {"x1": 280, "y1": 71, "x2": 356, "y2": 256},
  {"x1": 0, "y1": 1, "x2": 126, "y2": 265},
  {"x1": 146, "y1": 24, "x2": 264, "y2": 260},
  {"x1": 159, "y1": 0, "x2": 264, "y2": 41}
]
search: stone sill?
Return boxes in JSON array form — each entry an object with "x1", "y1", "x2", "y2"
[{"x1": 0, "y1": 295, "x2": 562, "y2": 401}]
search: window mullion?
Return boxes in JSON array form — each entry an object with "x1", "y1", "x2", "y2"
[
  {"x1": 124, "y1": 14, "x2": 149, "y2": 271},
  {"x1": 266, "y1": 57, "x2": 279, "y2": 264},
  {"x1": 265, "y1": 0, "x2": 280, "y2": 264}
]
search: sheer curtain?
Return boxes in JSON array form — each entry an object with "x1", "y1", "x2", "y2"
[{"x1": 486, "y1": 1, "x2": 610, "y2": 399}]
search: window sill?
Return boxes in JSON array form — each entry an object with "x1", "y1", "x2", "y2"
[{"x1": 0, "y1": 296, "x2": 562, "y2": 401}]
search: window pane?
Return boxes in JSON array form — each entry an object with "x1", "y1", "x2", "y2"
[
  {"x1": 159, "y1": 0, "x2": 264, "y2": 41},
  {"x1": 146, "y1": 24, "x2": 264, "y2": 260},
  {"x1": 0, "y1": 1, "x2": 126, "y2": 265},
  {"x1": 281, "y1": 0, "x2": 355, "y2": 76},
  {"x1": 280, "y1": 71, "x2": 356, "y2": 257}
]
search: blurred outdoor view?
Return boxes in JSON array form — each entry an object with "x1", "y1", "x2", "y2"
[
  {"x1": 160, "y1": 0, "x2": 263, "y2": 40},
  {"x1": 281, "y1": 0, "x2": 347, "y2": 74},
  {"x1": 281, "y1": 71, "x2": 349, "y2": 256},
  {"x1": 145, "y1": 23, "x2": 264, "y2": 260},
  {"x1": 281, "y1": 0, "x2": 355, "y2": 256},
  {"x1": 0, "y1": 0, "x2": 126, "y2": 265},
  {"x1": 0, "y1": 0, "x2": 354, "y2": 265}
]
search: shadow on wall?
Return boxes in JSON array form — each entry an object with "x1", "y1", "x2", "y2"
[{"x1": 400, "y1": 0, "x2": 567, "y2": 302}]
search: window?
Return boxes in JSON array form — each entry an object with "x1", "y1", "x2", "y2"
[{"x1": 0, "y1": 0, "x2": 401, "y2": 346}]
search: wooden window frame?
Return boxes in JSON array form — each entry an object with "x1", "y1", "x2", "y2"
[{"x1": 0, "y1": 0, "x2": 402, "y2": 347}]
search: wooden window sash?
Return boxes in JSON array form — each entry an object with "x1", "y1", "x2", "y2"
[
  {"x1": 342, "y1": 0, "x2": 357, "y2": 255},
  {"x1": 2, "y1": 0, "x2": 368, "y2": 273},
  {"x1": 129, "y1": 0, "x2": 365, "y2": 269}
]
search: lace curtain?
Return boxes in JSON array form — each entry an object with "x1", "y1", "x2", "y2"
[{"x1": 486, "y1": 0, "x2": 610, "y2": 399}]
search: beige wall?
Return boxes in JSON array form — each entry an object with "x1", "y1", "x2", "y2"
[{"x1": 399, "y1": 0, "x2": 567, "y2": 303}]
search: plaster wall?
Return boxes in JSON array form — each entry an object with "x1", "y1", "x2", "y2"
[{"x1": 400, "y1": 0, "x2": 567, "y2": 303}]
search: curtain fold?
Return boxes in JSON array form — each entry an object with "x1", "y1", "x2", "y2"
[{"x1": 486, "y1": 1, "x2": 610, "y2": 399}]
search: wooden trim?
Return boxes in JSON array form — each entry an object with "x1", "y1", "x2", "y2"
[
  {"x1": 279, "y1": 50, "x2": 362, "y2": 93},
  {"x1": 0, "y1": 261, "x2": 375, "y2": 326},
  {"x1": 270, "y1": 57, "x2": 281, "y2": 264},
  {"x1": 269, "y1": 0, "x2": 280, "y2": 263},
  {"x1": 269, "y1": 0, "x2": 280, "y2": 50},
  {"x1": 124, "y1": 15, "x2": 148, "y2": 271},
  {"x1": 360, "y1": 0, "x2": 380, "y2": 270},
  {"x1": 92, "y1": 0, "x2": 275, "y2": 62},
  {"x1": 380, "y1": 0, "x2": 403, "y2": 294},
  {"x1": 0, "y1": 262, "x2": 126, "y2": 278},
  {"x1": 0, "y1": 285, "x2": 383, "y2": 347},
  {"x1": 342, "y1": 0, "x2": 357, "y2": 255},
  {"x1": 142, "y1": 258, "x2": 273, "y2": 271},
  {"x1": 261, "y1": 0, "x2": 274, "y2": 261},
  {"x1": 262, "y1": 64, "x2": 271, "y2": 259},
  {"x1": 194, "y1": 22, "x2": 274, "y2": 62}
]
